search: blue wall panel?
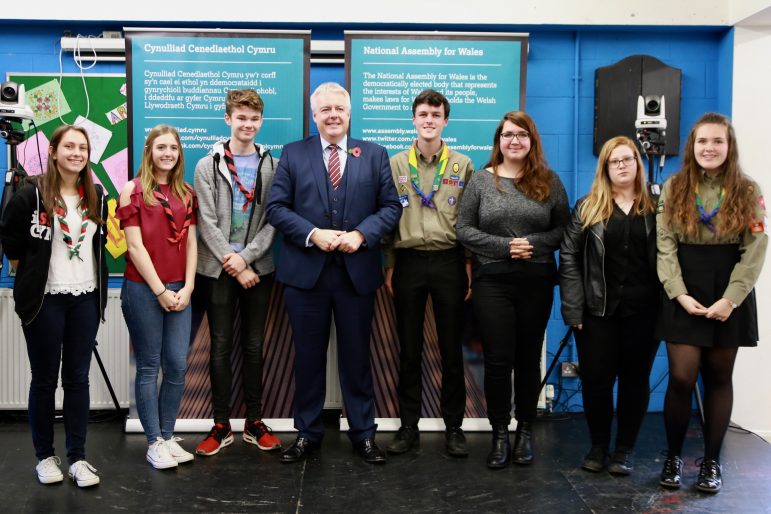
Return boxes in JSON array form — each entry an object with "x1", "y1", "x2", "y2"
[{"x1": 0, "y1": 22, "x2": 733, "y2": 412}]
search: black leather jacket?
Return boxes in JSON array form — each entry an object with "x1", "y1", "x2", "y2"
[{"x1": 559, "y1": 196, "x2": 657, "y2": 326}]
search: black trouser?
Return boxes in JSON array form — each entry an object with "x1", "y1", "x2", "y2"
[
  {"x1": 472, "y1": 271, "x2": 553, "y2": 426},
  {"x1": 575, "y1": 309, "x2": 659, "y2": 450},
  {"x1": 393, "y1": 248, "x2": 467, "y2": 428},
  {"x1": 203, "y1": 270, "x2": 274, "y2": 424}
]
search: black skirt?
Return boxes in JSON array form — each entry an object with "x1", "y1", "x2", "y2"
[{"x1": 655, "y1": 243, "x2": 758, "y2": 347}]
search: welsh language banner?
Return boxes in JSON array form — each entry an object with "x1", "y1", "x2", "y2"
[
  {"x1": 123, "y1": 30, "x2": 309, "y2": 432},
  {"x1": 126, "y1": 30, "x2": 310, "y2": 182},
  {"x1": 345, "y1": 32, "x2": 528, "y2": 168}
]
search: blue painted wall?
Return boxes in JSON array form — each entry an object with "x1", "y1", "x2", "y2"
[{"x1": 0, "y1": 22, "x2": 733, "y2": 412}]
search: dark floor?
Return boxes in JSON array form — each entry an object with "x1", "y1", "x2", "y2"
[{"x1": 0, "y1": 412, "x2": 769, "y2": 513}]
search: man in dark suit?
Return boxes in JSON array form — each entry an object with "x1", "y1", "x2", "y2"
[{"x1": 266, "y1": 82, "x2": 401, "y2": 464}]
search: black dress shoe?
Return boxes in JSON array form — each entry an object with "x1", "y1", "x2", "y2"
[
  {"x1": 386, "y1": 426, "x2": 419, "y2": 455},
  {"x1": 659, "y1": 455, "x2": 683, "y2": 489},
  {"x1": 353, "y1": 438, "x2": 386, "y2": 464},
  {"x1": 280, "y1": 437, "x2": 318, "y2": 463},
  {"x1": 695, "y1": 459, "x2": 722, "y2": 493},
  {"x1": 607, "y1": 448, "x2": 633, "y2": 476},
  {"x1": 445, "y1": 426, "x2": 469, "y2": 457},
  {"x1": 512, "y1": 421, "x2": 534, "y2": 465},
  {"x1": 486, "y1": 425, "x2": 510, "y2": 469},
  {"x1": 581, "y1": 446, "x2": 608, "y2": 472}
]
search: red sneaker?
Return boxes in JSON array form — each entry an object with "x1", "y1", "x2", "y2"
[
  {"x1": 243, "y1": 419, "x2": 282, "y2": 451},
  {"x1": 195, "y1": 423, "x2": 234, "y2": 456}
]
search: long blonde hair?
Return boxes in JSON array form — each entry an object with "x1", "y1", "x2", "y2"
[
  {"x1": 578, "y1": 136, "x2": 654, "y2": 228},
  {"x1": 136, "y1": 125, "x2": 190, "y2": 205}
]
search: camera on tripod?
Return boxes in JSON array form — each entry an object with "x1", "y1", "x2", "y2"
[
  {"x1": 1, "y1": 81, "x2": 34, "y2": 124},
  {"x1": 1, "y1": 81, "x2": 34, "y2": 144},
  {"x1": 635, "y1": 94, "x2": 667, "y2": 155},
  {"x1": 634, "y1": 94, "x2": 667, "y2": 193},
  {"x1": 1, "y1": 81, "x2": 35, "y2": 272}
]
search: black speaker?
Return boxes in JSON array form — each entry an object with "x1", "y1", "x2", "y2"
[{"x1": 594, "y1": 55, "x2": 681, "y2": 156}]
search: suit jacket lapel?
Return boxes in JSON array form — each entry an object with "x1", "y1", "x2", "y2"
[
  {"x1": 343, "y1": 139, "x2": 360, "y2": 217},
  {"x1": 309, "y1": 136, "x2": 329, "y2": 205}
]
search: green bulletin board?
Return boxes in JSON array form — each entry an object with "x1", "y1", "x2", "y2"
[{"x1": 7, "y1": 73, "x2": 128, "y2": 273}]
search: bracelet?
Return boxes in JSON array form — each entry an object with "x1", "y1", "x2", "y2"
[{"x1": 155, "y1": 287, "x2": 167, "y2": 297}]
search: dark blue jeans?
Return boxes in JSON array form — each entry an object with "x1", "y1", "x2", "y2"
[
  {"x1": 22, "y1": 291, "x2": 99, "y2": 465},
  {"x1": 121, "y1": 280, "x2": 191, "y2": 443}
]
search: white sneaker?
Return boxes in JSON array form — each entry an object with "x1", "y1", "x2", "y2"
[
  {"x1": 36, "y1": 456, "x2": 64, "y2": 484},
  {"x1": 68, "y1": 460, "x2": 100, "y2": 487},
  {"x1": 165, "y1": 436, "x2": 194, "y2": 464},
  {"x1": 146, "y1": 437, "x2": 178, "y2": 469}
]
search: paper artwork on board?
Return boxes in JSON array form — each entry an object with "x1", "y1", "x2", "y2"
[
  {"x1": 105, "y1": 102, "x2": 128, "y2": 125},
  {"x1": 98, "y1": 148, "x2": 129, "y2": 194},
  {"x1": 15, "y1": 131, "x2": 51, "y2": 175},
  {"x1": 105, "y1": 197, "x2": 127, "y2": 259},
  {"x1": 73, "y1": 115, "x2": 112, "y2": 164},
  {"x1": 24, "y1": 80, "x2": 72, "y2": 128}
]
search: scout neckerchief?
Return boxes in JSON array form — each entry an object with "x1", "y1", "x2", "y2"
[
  {"x1": 409, "y1": 142, "x2": 449, "y2": 209},
  {"x1": 152, "y1": 183, "x2": 193, "y2": 249},
  {"x1": 223, "y1": 140, "x2": 261, "y2": 212},
  {"x1": 695, "y1": 183, "x2": 725, "y2": 234},
  {"x1": 54, "y1": 181, "x2": 88, "y2": 260}
]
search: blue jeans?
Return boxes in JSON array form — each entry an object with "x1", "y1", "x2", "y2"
[
  {"x1": 23, "y1": 291, "x2": 99, "y2": 465},
  {"x1": 121, "y1": 280, "x2": 191, "y2": 443}
]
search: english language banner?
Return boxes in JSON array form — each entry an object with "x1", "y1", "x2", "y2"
[{"x1": 345, "y1": 32, "x2": 528, "y2": 168}]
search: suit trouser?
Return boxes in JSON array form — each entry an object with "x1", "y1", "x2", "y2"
[
  {"x1": 284, "y1": 259, "x2": 377, "y2": 443},
  {"x1": 575, "y1": 309, "x2": 658, "y2": 449},
  {"x1": 393, "y1": 248, "x2": 467, "y2": 428},
  {"x1": 203, "y1": 271, "x2": 274, "y2": 424}
]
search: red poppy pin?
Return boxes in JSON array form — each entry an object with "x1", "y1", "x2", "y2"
[{"x1": 348, "y1": 146, "x2": 362, "y2": 158}]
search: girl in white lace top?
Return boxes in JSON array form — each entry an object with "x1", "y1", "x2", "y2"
[{"x1": 0, "y1": 125, "x2": 108, "y2": 488}]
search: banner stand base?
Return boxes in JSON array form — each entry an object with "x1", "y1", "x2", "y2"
[
  {"x1": 342, "y1": 418, "x2": 517, "y2": 432},
  {"x1": 125, "y1": 418, "x2": 513, "y2": 433}
]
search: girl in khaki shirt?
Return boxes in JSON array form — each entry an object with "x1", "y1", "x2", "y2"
[{"x1": 656, "y1": 113, "x2": 767, "y2": 494}]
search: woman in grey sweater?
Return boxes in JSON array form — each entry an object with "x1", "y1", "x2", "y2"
[{"x1": 457, "y1": 111, "x2": 569, "y2": 469}]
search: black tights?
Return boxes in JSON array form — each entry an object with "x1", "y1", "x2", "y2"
[{"x1": 663, "y1": 343, "x2": 738, "y2": 461}]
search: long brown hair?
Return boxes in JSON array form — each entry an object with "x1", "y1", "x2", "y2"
[
  {"x1": 665, "y1": 113, "x2": 756, "y2": 238},
  {"x1": 579, "y1": 136, "x2": 655, "y2": 228},
  {"x1": 137, "y1": 125, "x2": 190, "y2": 206},
  {"x1": 36, "y1": 125, "x2": 102, "y2": 223},
  {"x1": 485, "y1": 111, "x2": 552, "y2": 201}
]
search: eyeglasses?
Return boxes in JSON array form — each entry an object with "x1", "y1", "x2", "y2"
[
  {"x1": 608, "y1": 156, "x2": 636, "y2": 168},
  {"x1": 500, "y1": 132, "x2": 530, "y2": 142}
]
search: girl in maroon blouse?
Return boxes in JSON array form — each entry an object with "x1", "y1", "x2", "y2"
[{"x1": 117, "y1": 125, "x2": 197, "y2": 470}]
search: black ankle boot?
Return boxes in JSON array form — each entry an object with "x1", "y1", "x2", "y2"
[
  {"x1": 696, "y1": 458, "x2": 722, "y2": 493},
  {"x1": 512, "y1": 421, "x2": 534, "y2": 465},
  {"x1": 486, "y1": 425, "x2": 510, "y2": 469},
  {"x1": 659, "y1": 455, "x2": 683, "y2": 489}
]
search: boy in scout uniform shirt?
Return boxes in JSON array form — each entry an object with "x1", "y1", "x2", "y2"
[{"x1": 383, "y1": 89, "x2": 475, "y2": 457}]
